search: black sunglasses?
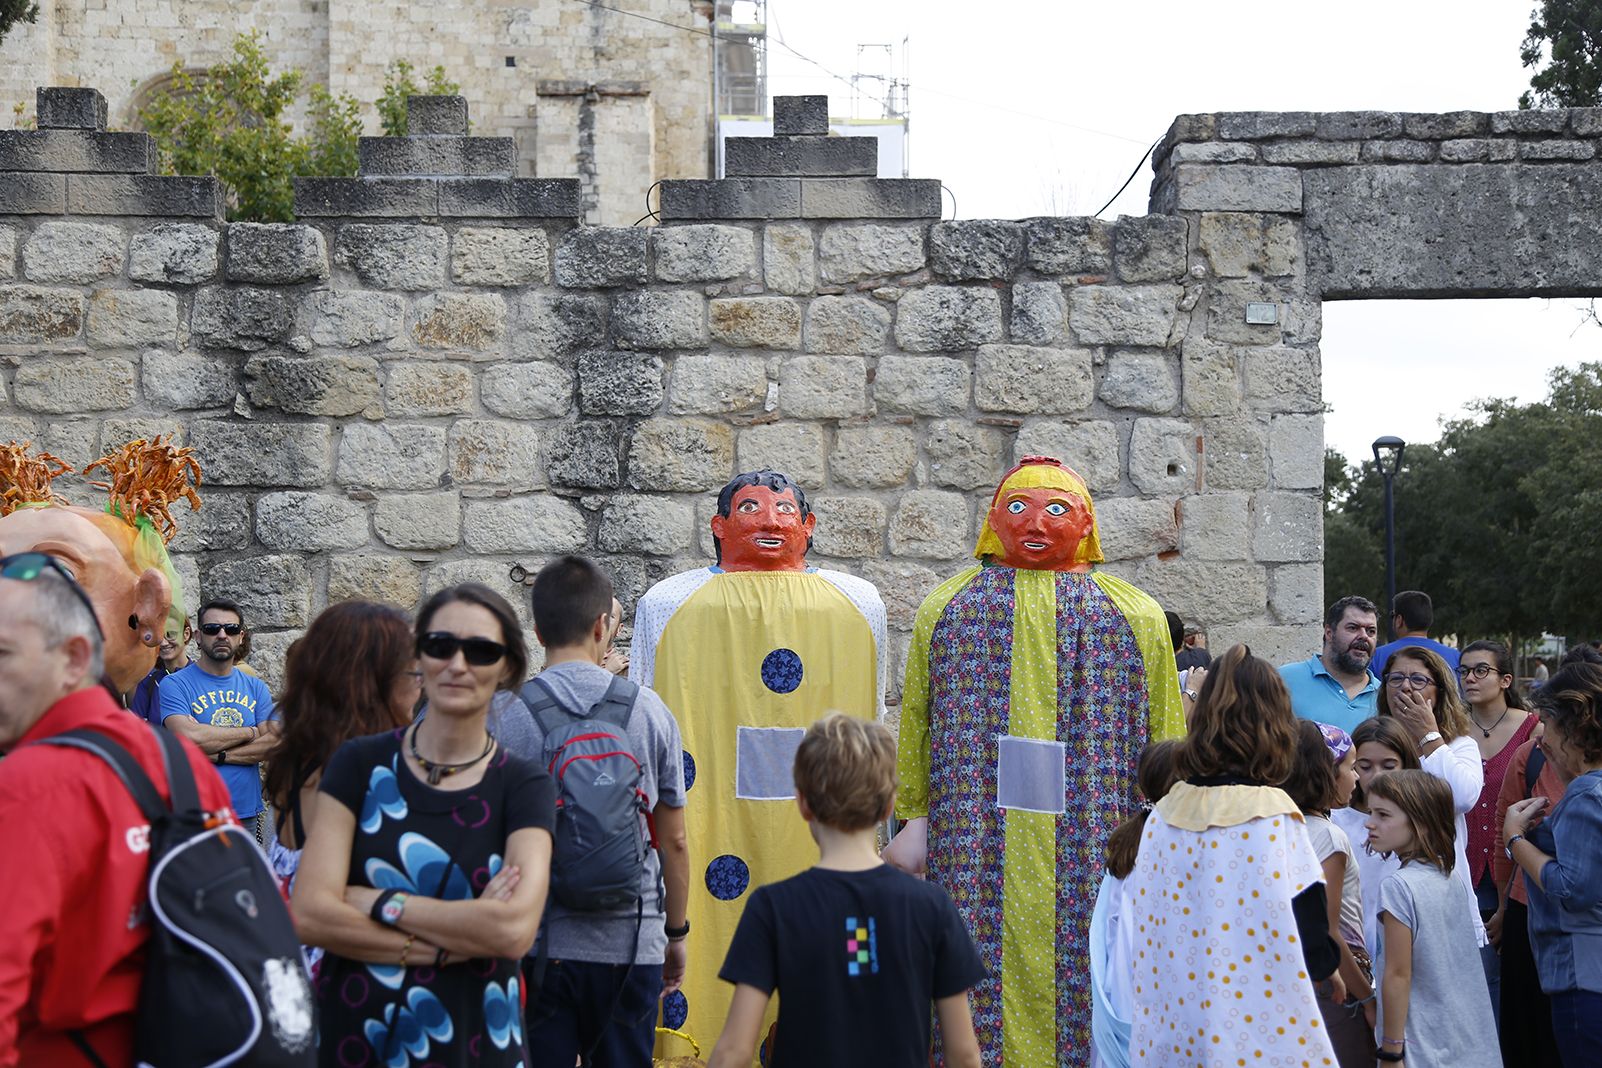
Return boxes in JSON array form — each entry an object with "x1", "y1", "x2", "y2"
[
  {"x1": 0, "y1": 552, "x2": 105, "y2": 639},
  {"x1": 200, "y1": 622, "x2": 244, "y2": 636},
  {"x1": 418, "y1": 631, "x2": 507, "y2": 666}
]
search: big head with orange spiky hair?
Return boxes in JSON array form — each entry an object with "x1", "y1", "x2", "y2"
[{"x1": 973, "y1": 455, "x2": 1104, "y2": 572}]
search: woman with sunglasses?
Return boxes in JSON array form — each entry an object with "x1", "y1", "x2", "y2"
[{"x1": 293, "y1": 584, "x2": 555, "y2": 1068}]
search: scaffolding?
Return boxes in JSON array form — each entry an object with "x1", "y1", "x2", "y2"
[{"x1": 715, "y1": 0, "x2": 768, "y2": 119}]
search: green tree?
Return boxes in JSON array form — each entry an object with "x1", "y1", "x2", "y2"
[
  {"x1": 375, "y1": 60, "x2": 463, "y2": 136},
  {"x1": 1520, "y1": 0, "x2": 1602, "y2": 108},
  {"x1": 0, "y1": 0, "x2": 39, "y2": 47}
]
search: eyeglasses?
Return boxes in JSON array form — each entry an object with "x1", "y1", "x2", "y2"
[
  {"x1": 418, "y1": 631, "x2": 507, "y2": 666},
  {"x1": 0, "y1": 552, "x2": 104, "y2": 639},
  {"x1": 1456, "y1": 663, "x2": 1500, "y2": 680},
  {"x1": 200, "y1": 622, "x2": 243, "y2": 636},
  {"x1": 1384, "y1": 672, "x2": 1436, "y2": 689}
]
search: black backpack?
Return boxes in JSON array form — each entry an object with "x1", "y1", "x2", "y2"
[{"x1": 38, "y1": 725, "x2": 316, "y2": 1068}]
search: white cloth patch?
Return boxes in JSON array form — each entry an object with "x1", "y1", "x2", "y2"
[
  {"x1": 996, "y1": 735, "x2": 1067, "y2": 814},
  {"x1": 735, "y1": 726, "x2": 807, "y2": 800}
]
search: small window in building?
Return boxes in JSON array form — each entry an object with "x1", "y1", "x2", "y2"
[{"x1": 505, "y1": 56, "x2": 517, "y2": 68}]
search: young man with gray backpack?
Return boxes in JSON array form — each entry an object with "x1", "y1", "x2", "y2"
[{"x1": 506, "y1": 556, "x2": 689, "y2": 1068}]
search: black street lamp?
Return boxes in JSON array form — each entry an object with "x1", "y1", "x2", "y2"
[{"x1": 1372, "y1": 435, "x2": 1406, "y2": 640}]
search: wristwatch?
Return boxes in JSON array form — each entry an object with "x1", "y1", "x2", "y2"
[
  {"x1": 1505, "y1": 833, "x2": 1525, "y2": 860},
  {"x1": 1418, "y1": 730, "x2": 1442, "y2": 750},
  {"x1": 214, "y1": 749, "x2": 227, "y2": 765},
  {"x1": 665, "y1": 919, "x2": 690, "y2": 941},
  {"x1": 1182, "y1": 688, "x2": 1199, "y2": 701},
  {"x1": 372, "y1": 889, "x2": 410, "y2": 927}
]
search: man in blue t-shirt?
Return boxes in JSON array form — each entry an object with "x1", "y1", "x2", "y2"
[
  {"x1": 1371, "y1": 590, "x2": 1460, "y2": 678},
  {"x1": 1279, "y1": 594, "x2": 1381, "y2": 734},
  {"x1": 158, "y1": 598, "x2": 278, "y2": 832}
]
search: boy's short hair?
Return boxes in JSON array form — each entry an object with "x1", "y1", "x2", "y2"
[{"x1": 792, "y1": 713, "x2": 896, "y2": 831}]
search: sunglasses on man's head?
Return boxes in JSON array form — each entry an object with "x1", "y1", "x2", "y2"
[
  {"x1": 0, "y1": 551, "x2": 104, "y2": 639},
  {"x1": 418, "y1": 631, "x2": 507, "y2": 666},
  {"x1": 200, "y1": 622, "x2": 243, "y2": 636}
]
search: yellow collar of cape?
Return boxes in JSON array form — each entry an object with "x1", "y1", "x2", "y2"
[{"x1": 1154, "y1": 781, "x2": 1304, "y2": 832}]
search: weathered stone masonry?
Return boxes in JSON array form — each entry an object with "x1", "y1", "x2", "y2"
[{"x1": 7, "y1": 88, "x2": 1602, "y2": 699}]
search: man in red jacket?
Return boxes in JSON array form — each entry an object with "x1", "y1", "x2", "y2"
[{"x1": 0, "y1": 554, "x2": 236, "y2": 1067}]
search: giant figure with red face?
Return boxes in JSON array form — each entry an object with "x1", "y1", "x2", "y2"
[
  {"x1": 631, "y1": 469, "x2": 887, "y2": 1050},
  {"x1": 883, "y1": 456, "x2": 1185, "y2": 1067}
]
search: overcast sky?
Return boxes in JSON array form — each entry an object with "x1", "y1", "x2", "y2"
[{"x1": 759, "y1": 0, "x2": 1596, "y2": 465}]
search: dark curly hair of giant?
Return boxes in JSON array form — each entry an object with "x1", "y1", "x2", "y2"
[{"x1": 1530, "y1": 662, "x2": 1602, "y2": 766}]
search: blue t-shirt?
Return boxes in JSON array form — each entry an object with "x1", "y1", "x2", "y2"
[
  {"x1": 1279, "y1": 654, "x2": 1379, "y2": 735},
  {"x1": 158, "y1": 664, "x2": 276, "y2": 817},
  {"x1": 1371, "y1": 636, "x2": 1460, "y2": 678}
]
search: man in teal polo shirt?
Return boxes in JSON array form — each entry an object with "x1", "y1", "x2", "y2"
[{"x1": 1279, "y1": 595, "x2": 1381, "y2": 734}]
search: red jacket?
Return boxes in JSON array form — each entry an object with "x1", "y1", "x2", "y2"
[{"x1": 0, "y1": 686, "x2": 236, "y2": 1067}]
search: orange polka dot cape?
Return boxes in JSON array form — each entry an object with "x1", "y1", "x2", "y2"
[
  {"x1": 1125, "y1": 783, "x2": 1337, "y2": 1066},
  {"x1": 896, "y1": 564, "x2": 1184, "y2": 1066}
]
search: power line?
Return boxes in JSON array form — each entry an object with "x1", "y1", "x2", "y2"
[
  {"x1": 1092, "y1": 137, "x2": 1162, "y2": 218},
  {"x1": 561, "y1": 0, "x2": 713, "y2": 37}
]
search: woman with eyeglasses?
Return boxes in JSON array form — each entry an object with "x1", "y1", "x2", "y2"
[{"x1": 293, "y1": 583, "x2": 555, "y2": 1068}]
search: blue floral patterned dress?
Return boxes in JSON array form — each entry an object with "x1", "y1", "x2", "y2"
[{"x1": 315, "y1": 729, "x2": 554, "y2": 1068}]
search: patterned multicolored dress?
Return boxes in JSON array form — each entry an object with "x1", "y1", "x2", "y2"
[
  {"x1": 897, "y1": 564, "x2": 1184, "y2": 1066},
  {"x1": 314, "y1": 729, "x2": 555, "y2": 1068}
]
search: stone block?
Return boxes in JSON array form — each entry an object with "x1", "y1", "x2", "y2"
[
  {"x1": 555, "y1": 227, "x2": 648, "y2": 287},
  {"x1": 98, "y1": 417, "x2": 184, "y2": 451},
  {"x1": 449, "y1": 420, "x2": 543, "y2": 487},
  {"x1": 1402, "y1": 112, "x2": 1488, "y2": 139},
  {"x1": 141, "y1": 349, "x2": 242, "y2": 410},
  {"x1": 423, "y1": 560, "x2": 532, "y2": 626},
  {"x1": 0, "y1": 226, "x2": 13, "y2": 279},
  {"x1": 412, "y1": 293, "x2": 506, "y2": 351},
  {"x1": 1268, "y1": 414, "x2": 1324, "y2": 490},
  {"x1": 190, "y1": 421, "x2": 332, "y2": 487},
  {"x1": 1269, "y1": 563, "x2": 1324, "y2": 624},
  {"x1": 1323, "y1": 110, "x2": 1407, "y2": 140},
  {"x1": 1204, "y1": 282, "x2": 1290, "y2": 345},
  {"x1": 463, "y1": 496, "x2": 587, "y2": 553},
  {"x1": 447, "y1": 227, "x2": 550, "y2": 286},
  {"x1": 337, "y1": 423, "x2": 446, "y2": 489},
  {"x1": 778, "y1": 355, "x2": 868, "y2": 418},
  {"x1": 925, "y1": 419, "x2": 1006, "y2": 490},
  {"x1": 1113, "y1": 215, "x2": 1188, "y2": 283},
  {"x1": 929, "y1": 221, "x2": 1026, "y2": 281},
  {"x1": 658, "y1": 178, "x2": 801, "y2": 221},
  {"x1": 1261, "y1": 140, "x2": 1361, "y2": 166},
  {"x1": 1572, "y1": 109, "x2": 1602, "y2": 136},
  {"x1": 975, "y1": 343, "x2": 1094, "y2": 413},
  {"x1": 302, "y1": 290, "x2": 405, "y2": 348},
  {"x1": 437, "y1": 178, "x2": 582, "y2": 219},
  {"x1": 874, "y1": 355, "x2": 970, "y2": 415},
  {"x1": 1135, "y1": 557, "x2": 1267, "y2": 624},
  {"x1": 1178, "y1": 491, "x2": 1251, "y2": 560},
  {"x1": 1489, "y1": 110, "x2": 1568, "y2": 134},
  {"x1": 1068, "y1": 284, "x2": 1181, "y2": 347},
  {"x1": 39, "y1": 420, "x2": 97, "y2": 469},
  {"x1": 167, "y1": 491, "x2": 251, "y2": 553},
  {"x1": 628, "y1": 418, "x2": 733, "y2": 491},
  {"x1": 736, "y1": 423, "x2": 827, "y2": 487},
  {"x1": 668, "y1": 354, "x2": 768, "y2": 414},
  {"x1": 1196, "y1": 212, "x2": 1300, "y2": 278},
  {"x1": 0, "y1": 173, "x2": 67, "y2": 214},
  {"x1": 1202, "y1": 417, "x2": 1268, "y2": 491},
  {"x1": 610, "y1": 290, "x2": 707, "y2": 349},
  {"x1": 1180, "y1": 338, "x2": 1242, "y2": 417},
  {"x1": 191, "y1": 287, "x2": 291, "y2": 351},
  {"x1": 1244, "y1": 345, "x2": 1321, "y2": 412},
  {"x1": 818, "y1": 223, "x2": 926, "y2": 283},
  {"x1": 515, "y1": 293, "x2": 608, "y2": 361},
  {"x1": 1128, "y1": 418, "x2": 1198, "y2": 495},
  {"x1": 1216, "y1": 112, "x2": 1317, "y2": 139},
  {"x1": 810, "y1": 496, "x2": 886, "y2": 558},
  {"x1": 888, "y1": 491, "x2": 969, "y2": 559},
  {"x1": 773, "y1": 96, "x2": 829, "y2": 136},
  {"x1": 130, "y1": 224, "x2": 220, "y2": 285},
  {"x1": 1252, "y1": 491, "x2": 1323, "y2": 562},
  {"x1": 245, "y1": 354, "x2": 380, "y2": 417},
  {"x1": 1172, "y1": 165, "x2": 1302, "y2": 213},
  {"x1": 1100, "y1": 350, "x2": 1179, "y2": 412},
  {"x1": 0, "y1": 285, "x2": 82, "y2": 343},
  {"x1": 329, "y1": 555, "x2": 423, "y2": 608},
  {"x1": 1023, "y1": 216, "x2": 1114, "y2": 275},
  {"x1": 87, "y1": 289, "x2": 178, "y2": 346},
  {"x1": 799, "y1": 178, "x2": 942, "y2": 219},
  {"x1": 894, "y1": 286, "x2": 1004, "y2": 351},
  {"x1": 1521, "y1": 139, "x2": 1597, "y2": 161},
  {"x1": 830, "y1": 426, "x2": 917, "y2": 488},
  {"x1": 205, "y1": 555, "x2": 313, "y2": 629},
  {"x1": 578, "y1": 350, "x2": 664, "y2": 415},
  {"x1": 22, "y1": 222, "x2": 123, "y2": 284},
  {"x1": 860, "y1": 559, "x2": 941, "y2": 629},
  {"x1": 255, "y1": 491, "x2": 369, "y2": 550},
  {"x1": 37, "y1": 87, "x2": 107, "y2": 130},
  {"x1": 724, "y1": 136, "x2": 878, "y2": 177},
  {"x1": 14, "y1": 357, "x2": 136, "y2": 412},
  {"x1": 407, "y1": 96, "x2": 468, "y2": 135},
  {"x1": 0, "y1": 129, "x2": 153, "y2": 172},
  {"x1": 1010, "y1": 281, "x2": 1067, "y2": 345},
  {"x1": 763, "y1": 224, "x2": 816, "y2": 294},
  {"x1": 710, "y1": 297, "x2": 803, "y2": 349},
  {"x1": 358, "y1": 136, "x2": 516, "y2": 177},
  {"x1": 294, "y1": 177, "x2": 439, "y2": 218},
  {"x1": 546, "y1": 420, "x2": 625, "y2": 489},
  {"x1": 804, "y1": 296, "x2": 890, "y2": 354},
  {"x1": 599, "y1": 495, "x2": 695, "y2": 555},
  {"x1": 1095, "y1": 496, "x2": 1180, "y2": 561},
  {"x1": 1167, "y1": 143, "x2": 1259, "y2": 164},
  {"x1": 1359, "y1": 140, "x2": 1434, "y2": 163},
  {"x1": 653, "y1": 225, "x2": 756, "y2": 282},
  {"x1": 384, "y1": 362, "x2": 474, "y2": 416},
  {"x1": 334, "y1": 224, "x2": 447, "y2": 290},
  {"x1": 374, "y1": 492, "x2": 463, "y2": 550},
  {"x1": 1013, "y1": 419, "x2": 1121, "y2": 492},
  {"x1": 1435, "y1": 139, "x2": 1491, "y2": 163},
  {"x1": 225, "y1": 224, "x2": 328, "y2": 283},
  {"x1": 65, "y1": 175, "x2": 222, "y2": 218},
  {"x1": 481, "y1": 362, "x2": 574, "y2": 419}
]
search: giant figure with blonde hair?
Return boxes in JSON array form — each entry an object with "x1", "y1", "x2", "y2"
[{"x1": 885, "y1": 455, "x2": 1185, "y2": 1066}]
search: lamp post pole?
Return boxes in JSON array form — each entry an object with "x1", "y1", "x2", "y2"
[{"x1": 1372, "y1": 436, "x2": 1406, "y2": 640}]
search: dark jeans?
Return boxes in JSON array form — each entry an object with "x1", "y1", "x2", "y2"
[
  {"x1": 1500, "y1": 899, "x2": 1563, "y2": 1068},
  {"x1": 523, "y1": 958, "x2": 661, "y2": 1068},
  {"x1": 1551, "y1": 989, "x2": 1602, "y2": 1068}
]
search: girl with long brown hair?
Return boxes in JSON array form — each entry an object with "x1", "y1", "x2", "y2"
[{"x1": 1330, "y1": 716, "x2": 1422, "y2": 961}]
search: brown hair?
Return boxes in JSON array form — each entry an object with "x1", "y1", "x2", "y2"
[
  {"x1": 416, "y1": 582, "x2": 529, "y2": 690},
  {"x1": 265, "y1": 600, "x2": 417, "y2": 809},
  {"x1": 1531, "y1": 662, "x2": 1602, "y2": 765},
  {"x1": 1365, "y1": 769, "x2": 1457, "y2": 874},
  {"x1": 1286, "y1": 719, "x2": 1341, "y2": 815},
  {"x1": 1104, "y1": 740, "x2": 1182, "y2": 879},
  {"x1": 1346, "y1": 716, "x2": 1422, "y2": 812},
  {"x1": 1377, "y1": 646, "x2": 1472, "y2": 742},
  {"x1": 792, "y1": 713, "x2": 896, "y2": 831},
  {"x1": 1175, "y1": 643, "x2": 1299, "y2": 786}
]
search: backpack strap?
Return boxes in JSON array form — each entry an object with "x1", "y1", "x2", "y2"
[
  {"x1": 1525, "y1": 745, "x2": 1547, "y2": 800},
  {"x1": 520, "y1": 676, "x2": 569, "y2": 738},
  {"x1": 521, "y1": 674, "x2": 638, "y2": 735},
  {"x1": 590, "y1": 675, "x2": 638, "y2": 731},
  {"x1": 151, "y1": 724, "x2": 200, "y2": 815},
  {"x1": 36, "y1": 727, "x2": 168, "y2": 823}
]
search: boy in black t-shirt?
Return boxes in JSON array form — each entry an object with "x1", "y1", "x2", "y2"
[{"x1": 709, "y1": 714, "x2": 985, "y2": 1068}]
